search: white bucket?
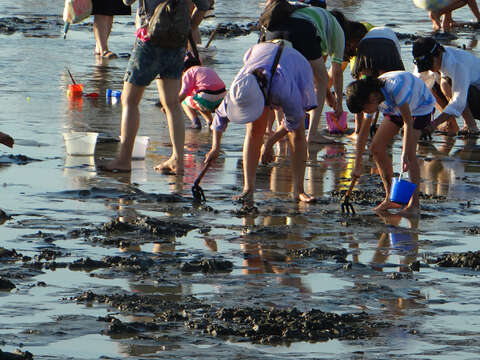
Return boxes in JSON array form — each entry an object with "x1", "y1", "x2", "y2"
[
  {"x1": 118, "y1": 136, "x2": 150, "y2": 159},
  {"x1": 63, "y1": 132, "x2": 98, "y2": 156}
]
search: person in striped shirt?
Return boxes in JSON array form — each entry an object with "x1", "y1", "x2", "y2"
[{"x1": 346, "y1": 71, "x2": 436, "y2": 215}]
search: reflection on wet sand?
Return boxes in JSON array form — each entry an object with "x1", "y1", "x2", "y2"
[
  {"x1": 419, "y1": 135, "x2": 480, "y2": 199},
  {"x1": 240, "y1": 213, "x2": 311, "y2": 295}
]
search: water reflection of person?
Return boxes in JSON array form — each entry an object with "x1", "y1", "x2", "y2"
[
  {"x1": 240, "y1": 213, "x2": 312, "y2": 296},
  {"x1": 371, "y1": 213, "x2": 419, "y2": 273}
]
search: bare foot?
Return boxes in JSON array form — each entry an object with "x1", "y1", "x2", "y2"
[
  {"x1": 261, "y1": 144, "x2": 274, "y2": 164},
  {"x1": 98, "y1": 158, "x2": 131, "y2": 173},
  {"x1": 233, "y1": 190, "x2": 254, "y2": 206},
  {"x1": 154, "y1": 157, "x2": 184, "y2": 175},
  {"x1": 438, "y1": 119, "x2": 459, "y2": 136},
  {"x1": 308, "y1": 133, "x2": 337, "y2": 144},
  {"x1": 374, "y1": 200, "x2": 402, "y2": 212},
  {"x1": 296, "y1": 192, "x2": 316, "y2": 203}
]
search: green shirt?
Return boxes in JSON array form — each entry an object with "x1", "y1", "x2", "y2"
[{"x1": 291, "y1": 7, "x2": 345, "y2": 64}]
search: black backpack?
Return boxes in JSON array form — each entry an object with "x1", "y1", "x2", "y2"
[{"x1": 143, "y1": 0, "x2": 191, "y2": 48}]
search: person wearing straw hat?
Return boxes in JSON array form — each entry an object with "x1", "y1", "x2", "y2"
[
  {"x1": 412, "y1": 36, "x2": 480, "y2": 136},
  {"x1": 345, "y1": 71, "x2": 436, "y2": 215},
  {"x1": 204, "y1": 41, "x2": 317, "y2": 206}
]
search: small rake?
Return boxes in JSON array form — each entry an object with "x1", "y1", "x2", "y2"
[
  {"x1": 341, "y1": 177, "x2": 357, "y2": 215},
  {"x1": 191, "y1": 159, "x2": 213, "y2": 203}
]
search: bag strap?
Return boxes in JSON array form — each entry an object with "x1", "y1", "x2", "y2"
[{"x1": 266, "y1": 41, "x2": 284, "y2": 106}]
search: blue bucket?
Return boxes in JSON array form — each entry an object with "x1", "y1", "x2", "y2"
[{"x1": 390, "y1": 177, "x2": 417, "y2": 204}]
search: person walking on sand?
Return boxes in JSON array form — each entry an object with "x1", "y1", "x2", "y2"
[
  {"x1": 345, "y1": 72, "x2": 436, "y2": 215},
  {"x1": 204, "y1": 41, "x2": 317, "y2": 206},
  {"x1": 413, "y1": 36, "x2": 480, "y2": 136},
  {"x1": 92, "y1": 0, "x2": 131, "y2": 59},
  {"x1": 179, "y1": 53, "x2": 226, "y2": 130},
  {"x1": 101, "y1": 0, "x2": 211, "y2": 174},
  {"x1": 0, "y1": 131, "x2": 13, "y2": 148}
]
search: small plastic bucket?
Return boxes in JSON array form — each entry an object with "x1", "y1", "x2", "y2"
[
  {"x1": 118, "y1": 136, "x2": 150, "y2": 160},
  {"x1": 63, "y1": 131, "x2": 98, "y2": 156},
  {"x1": 390, "y1": 176, "x2": 417, "y2": 204},
  {"x1": 132, "y1": 136, "x2": 150, "y2": 159},
  {"x1": 67, "y1": 84, "x2": 83, "y2": 98},
  {"x1": 326, "y1": 111, "x2": 348, "y2": 134}
]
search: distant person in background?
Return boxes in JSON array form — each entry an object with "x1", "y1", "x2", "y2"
[
  {"x1": 413, "y1": 36, "x2": 480, "y2": 135},
  {"x1": 190, "y1": 0, "x2": 215, "y2": 45},
  {"x1": 92, "y1": 0, "x2": 131, "y2": 58},
  {"x1": 0, "y1": 132, "x2": 13, "y2": 148},
  {"x1": 413, "y1": 0, "x2": 480, "y2": 31}
]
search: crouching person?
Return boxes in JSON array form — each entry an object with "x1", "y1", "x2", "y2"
[
  {"x1": 346, "y1": 71, "x2": 436, "y2": 215},
  {"x1": 204, "y1": 41, "x2": 317, "y2": 206}
]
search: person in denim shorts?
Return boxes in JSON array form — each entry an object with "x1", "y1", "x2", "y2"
[{"x1": 102, "y1": 0, "x2": 210, "y2": 174}]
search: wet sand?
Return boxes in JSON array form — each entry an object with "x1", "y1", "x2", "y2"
[{"x1": 1, "y1": 1, "x2": 480, "y2": 359}]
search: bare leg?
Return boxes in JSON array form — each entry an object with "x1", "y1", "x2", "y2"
[
  {"x1": 198, "y1": 109, "x2": 213, "y2": 127},
  {"x1": 182, "y1": 102, "x2": 201, "y2": 129},
  {"x1": 370, "y1": 119, "x2": 402, "y2": 212},
  {"x1": 287, "y1": 121, "x2": 315, "y2": 202},
  {"x1": 154, "y1": 78, "x2": 185, "y2": 174},
  {"x1": 233, "y1": 108, "x2": 270, "y2": 205},
  {"x1": 307, "y1": 58, "x2": 333, "y2": 144},
  {"x1": 398, "y1": 129, "x2": 422, "y2": 216},
  {"x1": 93, "y1": 15, "x2": 115, "y2": 57},
  {"x1": 103, "y1": 82, "x2": 145, "y2": 172}
]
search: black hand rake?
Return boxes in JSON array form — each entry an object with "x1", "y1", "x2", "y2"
[
  {"x1": 341, "y1": 178, "x2": 357, "y2": 215},
  {"x1": 192, "y1": 159, "x2": 213, "y2": 203}
]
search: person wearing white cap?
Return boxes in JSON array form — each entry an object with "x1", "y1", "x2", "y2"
[{"x1": 204, "y1": 41, "x2": 317, "y2": 205}]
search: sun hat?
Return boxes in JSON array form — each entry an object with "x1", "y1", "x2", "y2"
[
  {"x1": 225, "y1": 73, "x2": 266, "y2": 124},
  {"x1": 412, "y1": 37, "x2": 440, "y2": 72}
]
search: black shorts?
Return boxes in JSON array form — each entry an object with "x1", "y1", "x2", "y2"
[
  {"x1": 387, "y1": 113, "x2": 433, "y2": 130},
  {"x1": 92, "y1": 0, "x2": 131, "y2": 16},
  {"x1": 351, "y1": 38, "x2": 404, "y2": 79},
  {"x1": 264, "y1": 17, "x2": 323, "y2": 61},
  {"x1": 467, "y1": 84, "x2": 480, "y2": 119}
]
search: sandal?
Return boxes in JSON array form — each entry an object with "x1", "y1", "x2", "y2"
[{"x1": 101, "y1": 50, "x2": 117, "y2": 59}]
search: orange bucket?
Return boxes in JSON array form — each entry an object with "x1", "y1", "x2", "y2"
[{"x1": 67, "y1": 83, "x2": 83, "y2": 98}]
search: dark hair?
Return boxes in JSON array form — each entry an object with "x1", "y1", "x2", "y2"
[
  {"x1": 183, "y1": 51, "x2": 201, "y2": 72},
  {"x1": 343, "y1": 21, "x2": 369, "y2": 60},
  {"x1": 412, "y1": 36, "x2": 444, "y2": 72},
  {"x1": 259, "y1": 0, "x2": 302, "y2": 30},
  {"x1": 345, "y1": 76, "x2": 384, "y2": 114}
]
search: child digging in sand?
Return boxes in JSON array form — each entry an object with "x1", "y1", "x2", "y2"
[
  {"x1": 204, "y1": 41, "x2": 317, "y2": 206},
  {"x1": 179, "y1": 53, "x2": 226, "y2": 130},
  {"x1": 345, "y1": 71, "x2": 436, "y2": 215}
]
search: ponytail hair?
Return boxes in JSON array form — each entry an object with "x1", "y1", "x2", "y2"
[{"x1": 346, "y1": 76, "x2": 384, "y2": 114}]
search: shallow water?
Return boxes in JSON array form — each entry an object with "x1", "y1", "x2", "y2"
[{"x1": 1, "y1": 0, "x2": 480, "y2": 359}]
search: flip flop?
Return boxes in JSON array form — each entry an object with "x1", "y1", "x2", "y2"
[{"x1": 102, "y1": 51, "x2": 118, "y2": 59}]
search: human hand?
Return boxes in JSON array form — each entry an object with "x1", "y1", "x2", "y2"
[
  {"x1": 334, "y1": 101, "x2": 343, "y2": 119},
  {"x1": 352, "y1": 161, "x2": 363, "y2": 179},
  {"x1": 326, "y1": 90, "x2": 336, "y2": 108},
  {"x1": 261, "y1": 143, "x2": 274, "y2": 164},
  {"x1": 0, "y1": 132, "x2": 14, "y2": 148},
  {"x1": 204, "y1": 147, "x2": 220, "y2": 163}
]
